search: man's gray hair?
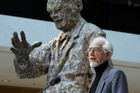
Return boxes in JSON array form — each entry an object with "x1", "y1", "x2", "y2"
[
  {"x1": 93, "y1": 37, "x2": 113, "y2": 53},
  {"x1": 92, "y1": 37, "x2": 114, "y2": 66}
]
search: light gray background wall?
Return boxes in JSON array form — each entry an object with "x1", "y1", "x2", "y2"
[{"x1": 0, "y1": 14, "x2": 140, "y2": 63}]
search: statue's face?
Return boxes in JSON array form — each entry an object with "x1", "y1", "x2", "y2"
[{"x1": 47, "y1": 0, "x2": 80, "y2": 31}]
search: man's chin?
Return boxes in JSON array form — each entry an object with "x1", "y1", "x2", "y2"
[
  {"x1": 90, "y1": 61, "x2": 105, "y2": 68},
  {"x1": 90, "y1": 62, "x2": 99, "y2": 68}
]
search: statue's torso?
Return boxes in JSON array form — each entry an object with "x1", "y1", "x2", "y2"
[{"x1": 45, "y1": 20, "x2": 100, "y2": 93}]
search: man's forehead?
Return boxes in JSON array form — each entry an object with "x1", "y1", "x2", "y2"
[{"x1": 89, "y1": 41, "x2": 104, "y2": 48}]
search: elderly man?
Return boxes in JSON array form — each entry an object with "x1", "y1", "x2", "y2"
[
  {"x1": 10, "y1": 0, "x2": 105, "y2": 93},
  {"x1": 87, "y1": 37, "x2": 128, "y2": 93}
]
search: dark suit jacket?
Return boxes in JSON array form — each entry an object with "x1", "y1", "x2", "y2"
[{"x1": 89, "y1": 66, "x2": 128, "y2": 93}]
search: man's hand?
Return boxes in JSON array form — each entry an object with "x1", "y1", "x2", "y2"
[{"x1": 10, "y1": 31, "x2": 42, "y2": 58}]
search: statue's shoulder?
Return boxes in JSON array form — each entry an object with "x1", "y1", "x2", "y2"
[
  {"x1": 83, "y1": 21, "x2": 102, "y2": 33},
  {"x1": 81, "y1": 21, "x2": 106, "y2": 40},
  {"x1": 83, "y1": 22, "x2": 103, "y2": 35}
]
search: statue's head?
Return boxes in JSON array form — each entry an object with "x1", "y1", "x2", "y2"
[{"x1": 47, "y1": 0, "x2": 83, "y2": 32}]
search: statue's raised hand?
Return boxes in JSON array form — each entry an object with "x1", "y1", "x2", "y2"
[{"x1": 10, "y1": 31, "x2": 42, "y2": 58}]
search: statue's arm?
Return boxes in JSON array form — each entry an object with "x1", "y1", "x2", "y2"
[{"x1": 11, "y1": 31, "x2": 51, "y2": 78}]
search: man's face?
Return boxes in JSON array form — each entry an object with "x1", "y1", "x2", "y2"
[
  {"x1": 47, "y1": 0, "x2": 79, "y2": 31},
  {"x1": 87, "y1": 41, "x2": 107, "y2": 67}
]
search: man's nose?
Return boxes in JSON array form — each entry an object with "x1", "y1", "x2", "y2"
[{"x1": 89, "y1": 50, "x2": 95, "y2": 56}]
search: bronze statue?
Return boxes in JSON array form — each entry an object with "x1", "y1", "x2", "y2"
[{"x1": 11, "y1": 0, "x2": 106, "y2": 92}]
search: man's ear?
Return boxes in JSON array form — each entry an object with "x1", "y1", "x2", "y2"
[{"x1": 105, "y1": 51, "x2": 112, "y2": 60}]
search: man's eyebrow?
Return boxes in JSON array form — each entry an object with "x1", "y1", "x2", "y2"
[{"x1": 89, "y1": 46, "x2": 97, "y2": 48}]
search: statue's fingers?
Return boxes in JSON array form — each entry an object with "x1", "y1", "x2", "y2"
[
  {"x1": 20, "y1": 31, "x2": 28, "y2": 43},
  {"x1": 11, "y1": 38, "x2": 18, "y2": 48},
  {"x1": 13, "y1": 32, "x2": 20, "y2": 44},
  {"x1": 20, "y1": 31, "x2": 29, "y2": 47},
  {"x1": 31, "y1": 41, "x2": 42, "y2": 49},
  {"x1": 10, "y1": 47, "x2": 18, "y2": 56}
]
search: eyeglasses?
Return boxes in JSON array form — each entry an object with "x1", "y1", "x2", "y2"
[{"x1": 87, "y1": 47, "x2": 102, "y2": 53}]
